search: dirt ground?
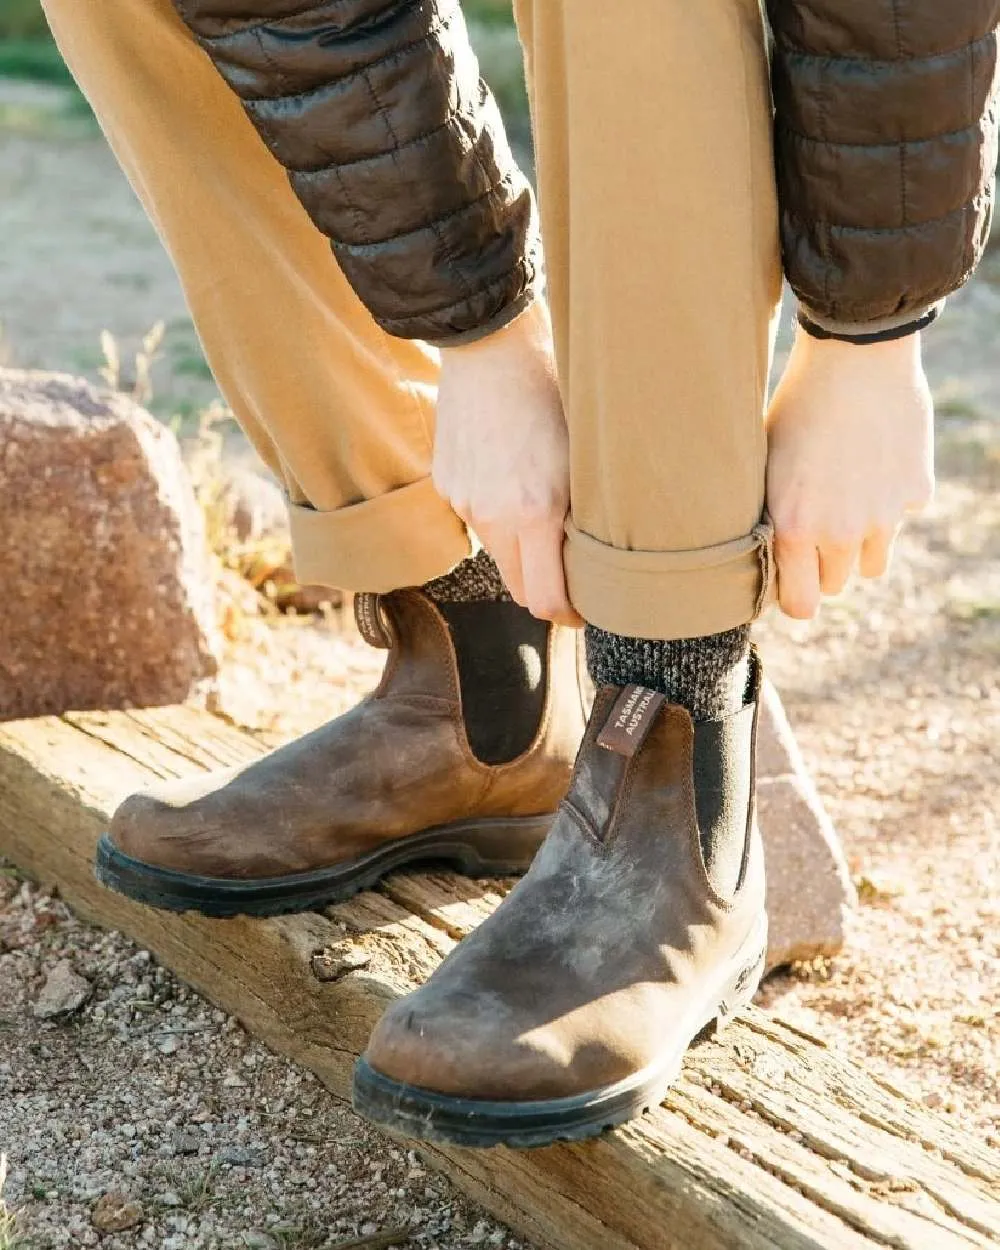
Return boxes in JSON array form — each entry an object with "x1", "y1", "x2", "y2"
[{"x1": 1, "y1": 79, "x2": 999, "y2": 1248}]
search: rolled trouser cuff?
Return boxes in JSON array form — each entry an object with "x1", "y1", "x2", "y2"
[
  {"x1": 565, "y1": 518, "x2": 775, "y2": 641},
  {"x1": 288, "y1": 476, "x2": 472, "y2": 593}
]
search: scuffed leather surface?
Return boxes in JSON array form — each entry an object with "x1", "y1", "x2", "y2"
[
  {"x1": 172, "y1": 0, "x2": 540, "y2": 343},
  {"x1": 364, "y1": 684, "x2": 766, "y2": 1102},
  {"x1": 108, "y1": 591, "x2": 584, "y2": 878},
  {"x1": 769, "y1": 0, "x2": 1000, "y2": 325}
]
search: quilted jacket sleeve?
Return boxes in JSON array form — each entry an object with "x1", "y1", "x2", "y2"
[
  {"x1": 767, "y1": 1, "x2": 1000, "y2": 340},
  {"x1": 172, "y1": 0, "x2": 541, "y2": 345}
]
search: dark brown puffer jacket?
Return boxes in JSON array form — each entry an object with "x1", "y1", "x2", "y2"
[
  {"x1": 768, "y1": 0, "x2": 1000, "y2": 338},
  {"x1": 175, "y1": 0, "x2": 999, "y2": 344},
  {"x1": 173, "y1": 0, "x2": 540, "y2": 345}
]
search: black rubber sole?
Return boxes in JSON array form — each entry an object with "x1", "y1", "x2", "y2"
[
  {"x1": 352, "y1": 917, "x2": 768, "y2": 1149},
  {"x1": 93, "y1": 814, "x2": 553, "y2": 918}
]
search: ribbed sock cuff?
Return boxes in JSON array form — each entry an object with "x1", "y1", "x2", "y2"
[{"x1": 585, "y1": 624, "x2": 751, "y2": 721}]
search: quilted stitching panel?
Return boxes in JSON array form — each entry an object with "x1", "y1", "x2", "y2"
[
  {"x1": 768, "y1": 0, "x2": 1000, "y2": 324},
  {"x1": 169, "y1": 0, "x2": 538, "y2": 342}
]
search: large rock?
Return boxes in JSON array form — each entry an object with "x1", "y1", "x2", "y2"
[
  {"x1": 0, "y1": 370, "x2": 218, "y2": 718},
  {"x1": 758, "y1": 680, "x2": 856, "y2": 970}
]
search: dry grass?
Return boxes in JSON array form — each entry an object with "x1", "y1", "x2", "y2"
[
  {"x1": 177, "y1": 397, "x2": 371, "y2": 738},
  {"x1": 0, "y1": 1157, "x2": 24, "y2": 1250},
  {"x1": 186, "y1": 407, "x2": 307, "y2": 612}
]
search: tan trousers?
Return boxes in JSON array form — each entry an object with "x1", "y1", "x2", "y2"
[{"x1": 42, "y1": 0, "x2": 781, "y2": 640}]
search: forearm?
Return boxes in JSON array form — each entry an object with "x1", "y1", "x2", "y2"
[
  {"x1": 172, "y1": 0, "x2": 541, "y2": 344},
  {"x1": 767, "y1": 0, "x2": 1000, "y2": 343}
]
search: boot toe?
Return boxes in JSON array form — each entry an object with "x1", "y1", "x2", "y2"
[
  {"x1": 363, "y1": 987, "x2": 627, "y2": 1103},
  {"x1": 107, "y1": 770, "x2": 241, "y2": 876},
  {"x1": 365, "y1": 994, "x2": 490, "y2": 1097},
  {"x1": 108, "y1": 791, "x2": 181, "y2": 868}
]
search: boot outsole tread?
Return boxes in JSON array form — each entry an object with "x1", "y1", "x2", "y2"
[{"x1": 94, "y1": 814, "x2": 553, "y2": 918}]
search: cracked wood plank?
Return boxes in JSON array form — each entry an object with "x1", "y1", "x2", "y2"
[{"x1": 0, "y1": 708, "x2": 997, "y2": 1250}]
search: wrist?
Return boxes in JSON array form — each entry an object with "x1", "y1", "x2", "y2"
[
  {"x1": 797, "y1": 301, "x2": 942, "y2": 348},
  {"x1": 440, "y1": 298, "x2": 552, "y2": 363},
  {"x1": 793, "y1": 323, "x2": 922, "y2": 364}
]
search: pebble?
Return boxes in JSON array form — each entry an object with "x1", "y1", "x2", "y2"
[
  {"x1": 311, "y1": 943, "x2": 372, "y2": 982},
  {"x1": 170, "y1": 1129, "x2": 202, "y2": 1156},
  {"x1": 33, "y1": 961, "x2": 91, "y2": 1019},
  {"x1": 91, "y1": 1191, "x2": 144, "y2": 1233},
  {"x1": 219, "y1": 1145, "x2": 265, "y2": 1168}
]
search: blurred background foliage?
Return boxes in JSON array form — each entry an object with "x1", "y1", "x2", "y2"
[
  {"x1": 0, "y1": 0, "x2": 531, "y2": 142},
  {"x1": 0, "y1": 0, "x2": 74, "y2": 84}
]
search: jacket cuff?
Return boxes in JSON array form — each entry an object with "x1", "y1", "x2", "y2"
[
  {"x1": 797, "y1": 301, "x2": 944, "y2": 345},
  {"x1": 431, "y1": 283, "x2": 543, "y2": 349}
]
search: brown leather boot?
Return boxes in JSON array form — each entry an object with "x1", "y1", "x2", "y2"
[
  {"x1": 353, "y1": 652, "x2": 768, "y2": 1148},
  {"x1": 95, "y1": 590, "x2": 586, "y2": 917}
]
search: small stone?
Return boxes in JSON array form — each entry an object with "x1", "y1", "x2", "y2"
[
  {"x1": 170, "y1": 1129, "x2": 201, "y2": 1156},
  {"x1": 91, "y1": 1191, "x2": 144, "y2": 1233},
  {"x1": 34, "y1": 960, "x2": 91, "y2": 1019},
  {"x1": 855, "y1": 873, "x2": 906, "y2": 905},
  {"x1": 157, "y1": 1035, "x2": 180, "y2": 1056},
  {"x1": 310, "y1": 943, "x2": 371, "y2": 983},
  {"x1": 219, "y1": 1145, "x2": 265, "y2": 1168}
]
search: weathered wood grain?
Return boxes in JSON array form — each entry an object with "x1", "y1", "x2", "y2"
[{"x1": 0, "y1": 709, "x2": 996, "y2": 1250}]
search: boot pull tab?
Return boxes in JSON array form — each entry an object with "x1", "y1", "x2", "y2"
[
  {"x1": 597, "y1": 685, "x2": 666, "y2": 757},
  {"x1": 354, "y1": 592, "x2": 393, "y2": 649}
]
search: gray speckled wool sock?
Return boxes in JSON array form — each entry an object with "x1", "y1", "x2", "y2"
[
  {"x1": 422, "y1": 549, "x2": 511, "y2": 604},
  {"x1": 585, "y1": 624, "x2": 751, "y2": 722}
]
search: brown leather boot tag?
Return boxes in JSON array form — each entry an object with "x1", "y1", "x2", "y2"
[
  {"x1": 354, "y1": 593, "x2": 393, "y2": 649},
  {"x1": 597, "y1": 685, "x2": 665, "y2": 757}
]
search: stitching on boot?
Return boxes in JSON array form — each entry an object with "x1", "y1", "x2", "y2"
[{"x1": 559, "y1": 797, "x2": 609, "y2": 850}]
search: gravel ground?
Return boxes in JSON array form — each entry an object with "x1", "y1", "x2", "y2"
[{"x1": 0, "y1": 873, "x2": 532, "y2": 1250}]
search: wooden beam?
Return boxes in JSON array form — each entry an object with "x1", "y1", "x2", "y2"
[{"x1": 0, "y1": 708, "x2": 996, "y2": 1250}]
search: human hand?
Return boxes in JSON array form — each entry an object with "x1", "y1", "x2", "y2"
[
  {"x1": 765, "y1": 329, "x2": 935, "y2": 620},
  {"x1": 433, "y1": 302, "x2": 583, "y2": 626}
]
